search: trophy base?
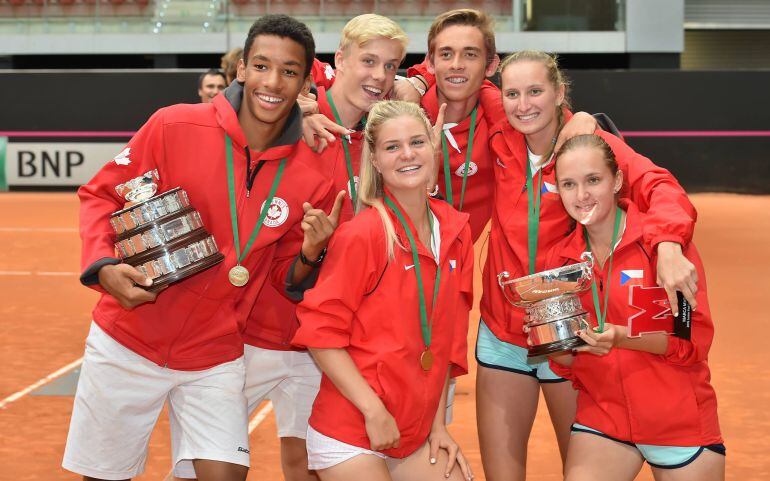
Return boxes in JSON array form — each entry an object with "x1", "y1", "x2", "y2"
[
  {"x1": 527, "y1": 336, "x2": 587, "y2": 358},
  {"x1": 144, "y1": 252, "x2": 225, "y2": 293}
]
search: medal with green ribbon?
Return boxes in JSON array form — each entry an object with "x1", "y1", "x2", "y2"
[
  {"x1": 526, "y1": 153, "x2": 545, "y2": 275},
  {"x1": 585, "y1": 207, "x2": 623, "y2": 332},
  {"x1": 325, "y1": 89, "x2": 358, "y2": 207},
  {"x1": 440, "y1": 106, "x2": 477, "y2": 211},
  {"x1": 384, "y1": 196, "x2": 441, "y2": 371},
  {"x1": 225, "y1": 134, "x2": 287, "y2": 287}
]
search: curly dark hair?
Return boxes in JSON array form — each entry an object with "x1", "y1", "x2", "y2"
[{"x1": 243, "y1": 15, "x2": 315, "y2": 77}]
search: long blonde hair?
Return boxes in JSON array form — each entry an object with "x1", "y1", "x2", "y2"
[{"x1": 357, "y1": 100, "x2": 434, "y2": 260}]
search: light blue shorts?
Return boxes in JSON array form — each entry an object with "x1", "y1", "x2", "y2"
[
  {"x1": 475, "y1": 319, "x2": 566, "y2": 383},
  {"x1": 571, "y1": 423, "x2": 726, "y2": 469}
]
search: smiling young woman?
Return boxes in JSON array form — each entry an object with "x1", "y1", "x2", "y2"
[
  {"x1": 476, "y1": 51, "x2": 701, "y2": 481},
  {"x1": 292, "y1": 100, "x2": 475, "y2": 481},
  {"x1": 544, "y1": 134, "x2": 725, "y2": 481}
]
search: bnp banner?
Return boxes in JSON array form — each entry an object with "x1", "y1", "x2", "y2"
[{"x1": 0, "y1": 138, "x2": 126, "y2": 190}]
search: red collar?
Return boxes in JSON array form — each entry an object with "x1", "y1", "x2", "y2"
[
  {"x1": 381, "y1": 188, "x2": 470, "y2": 260},
  {"x1": 318, "y1": 86, "x2": 366, "y2": 137},
  {"x1": 421, "y1": 85, "x2": 479, "y2": 134},
  {"x1": 214, "y1": 90, "x2": 298, "y2": 161}
]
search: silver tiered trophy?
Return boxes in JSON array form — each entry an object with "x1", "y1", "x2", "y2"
[
  {"x1": 498, "y1": 253, "x2": 595, "y2": 357},
  {"x1": 109, "y1": 170, "x2": 225, "y2": 292}
]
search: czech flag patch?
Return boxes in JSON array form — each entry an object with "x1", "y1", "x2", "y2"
[
  {"x1": 620, "y1": 269, "x2": 644, "y2": 286},
  {"x1": 541, "y1": 181, "x2": 558, "y2": 194},
  {"x1": 449, "y1": 259, "x2": 457, "y2": 271}
]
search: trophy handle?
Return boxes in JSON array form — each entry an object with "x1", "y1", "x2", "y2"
[
  {"x1": 497, "y1": 271, "x2": 522, "y2": 306},
  {"x1": 580, "y1": 251, "x2": 594, "y2": 270}
]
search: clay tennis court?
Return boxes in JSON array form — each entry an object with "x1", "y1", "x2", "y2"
[{"x1": 0, "y1": 192, "x2": 767, "y2": 481}]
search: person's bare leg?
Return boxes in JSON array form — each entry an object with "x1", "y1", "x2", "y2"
[
  {"x1": 652, "y1": 449, "x2": 725, "y2": 481},
  {"x1": 564, "y1": 433, "x2": 643, "y2": 481},
  {"x1": 388, "y1": 440, "x2": 467, "y2": 481},
  {"x1": 476, "y1": 365, "x2": 540, "y2": 481},
  {"x1": 541, "y1": 380, "x2": 578, "y2": 464},
  {"x1": 192, "y1": 459, "x2": 248, "y2": 481},
  {"x1": 281, "y1": 436, "x2": 318, "y2": 481},
  {"x1": 316, "y1": 454, "x2": 391, "y2": 481}
]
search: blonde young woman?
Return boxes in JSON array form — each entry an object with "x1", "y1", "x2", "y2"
[{"x1": 293, "y1": 100, "x2": 474, "y2": 481}]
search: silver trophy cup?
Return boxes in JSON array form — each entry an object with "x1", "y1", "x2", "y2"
[
  {"x1": 498, "y1": 253, "x2": 594, "y2": 357},
  {"x1": 110, "y1": 172, "x2": 224, "y2": 292}
]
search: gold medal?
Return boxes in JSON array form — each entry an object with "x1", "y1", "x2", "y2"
[
  {"x1": 228, "y1": 265, "x2": 249, "y2": 287},
  {"x1": 420, "y1": 348, "x2": 434, "y2": 371}
]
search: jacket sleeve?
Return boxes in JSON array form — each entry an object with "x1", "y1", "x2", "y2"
[
  {"x1": 311, "y1": 58, "x2": 335, "y2": 90},
  {"x1": 476, "y1": 80, "x2": 507, "y2": 131},
  {"x1": 602, "y1": 131, "x2": 697, "y2": 248},
  {"x1": 661, "y1": 244, "x2": 714, "y2": 366},
  {"x1": 270, "y1": 174, "x2": 337, "y2": 301},
  {"x1": 406, "y1": 57, "x2": 434, "y2": 86},
  {"x1": 77, "y1": 109, "x2": 169, "y2": 291},
  {"x1": 450, "y1": 225, "x2": 474, "y2": 378},
  {"x1": 292, "y1": 222, "x2": 381, "y2": 349}
]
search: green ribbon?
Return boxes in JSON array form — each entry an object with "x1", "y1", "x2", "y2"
[
  {"x1": 384, "y1": 196, "x2": 440, "y2": 349},
  {"x1": 225, "y1": 134, "x2": 287, "y2": 265},
  {"x1": 325, "y1": 89, "x2": 358, "y2": 207},
  {"x1": 585, "y1": 207, "x2": 623, "y2": 333},
  {"x1": 440, "y1": 106, "x2": 477, "y2": 211},
  {"x1": 525, "y1": 154, "x2": 545, "y2": 274}
]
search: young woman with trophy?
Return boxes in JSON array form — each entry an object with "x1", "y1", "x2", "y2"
[
  {"x1": 292, "y1": 100, "x2": 475, "y2": 481},
  {"x1": 475, "y1": 50, "x2": 700, "y2": 479},
  {"x1": 544, "y1": 133, "x2": 724, "y2": 480}
]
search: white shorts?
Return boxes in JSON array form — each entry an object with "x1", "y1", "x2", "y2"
[
  {"x1": 173, "y1": 344, "x2": 322, "y2": 478},
  {"x1": 446, "y1": 377, "x2": 456, "y2": 424},
  {"x1": 306, "y1": 426, "x2": 387, "y2": 470},
  {"x1": 62, "y1": 322, "x2": 249, "y2": 481}
]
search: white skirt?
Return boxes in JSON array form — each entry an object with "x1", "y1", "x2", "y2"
[{"x1": 306, "y1": 425, "x2": 388, "y2": 470}]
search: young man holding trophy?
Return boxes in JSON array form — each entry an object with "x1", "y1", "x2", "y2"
[{"x1": 63, "y1": 14, "x2": 343, "y2": 481}]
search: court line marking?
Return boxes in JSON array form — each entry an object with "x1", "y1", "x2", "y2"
[
  {"x1": 0, "y1": 357, "x2": 83, "y2": 409},
  {"x1": 248, "y1": 401, "x2": 274, "y2": 434},
  {"x1": 0, "y1": 227, "x2": 78, "y2": 233}
]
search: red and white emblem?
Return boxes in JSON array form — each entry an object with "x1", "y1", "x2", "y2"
[{"x1": 261, "y1": 197, "x2": 289, "y2": 227}]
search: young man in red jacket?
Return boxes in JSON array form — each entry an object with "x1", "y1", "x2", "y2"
[
  {"x1": 63, "y1": 15, "x2": 341, "y2": 481},
  {"x1": 404, "y1": 9, "x2": 499, "y2": 243},
  {"x1": 237, "y1": 14, "x2": 408, "y2": 481}
]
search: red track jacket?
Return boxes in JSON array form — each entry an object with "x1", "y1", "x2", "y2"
[
  {"x1": 408, "y1": 60, "x2": 495, "y2": 242},
  {"x1": 293, "y1": 197, "x2": 474, "y2": 458},
  {"x1": 545, "y1": 203, "x2": 721, "y2": 446},
  {"x1": 420, "y1": 86, "x2": 495, "y2": 242},
  {"x1": 79, "y1": 85, "x2": 335, "y2": 370}
]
